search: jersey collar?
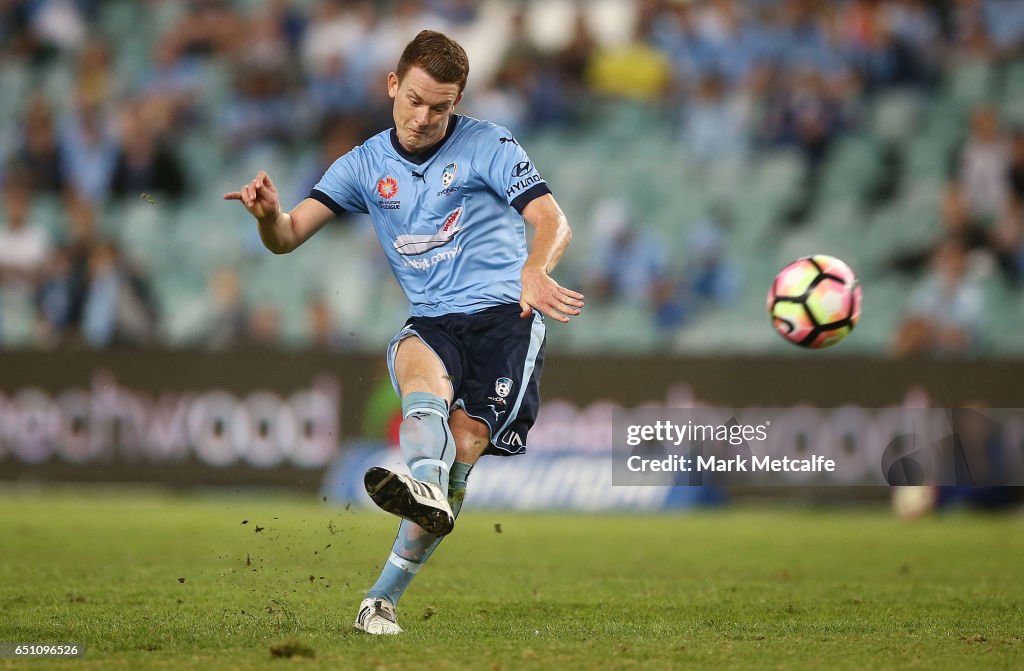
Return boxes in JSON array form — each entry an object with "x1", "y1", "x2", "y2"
[{"x1": 390, "y1": 114, "x2": 461, "y2": 166}]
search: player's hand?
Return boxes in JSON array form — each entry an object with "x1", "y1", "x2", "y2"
[
  {"x1": 520, "y1": 266, "x2": 584, "y2": 323},
  {"x1": 223, "y1": 170, "x2": 281, "y2": 223}
]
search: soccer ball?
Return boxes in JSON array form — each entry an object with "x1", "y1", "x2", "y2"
[{"x1": 767, "y1": 255, "x2": 862, "y2": 349}]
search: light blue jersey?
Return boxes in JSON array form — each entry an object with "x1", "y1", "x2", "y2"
[{"x1": 310, "y1": 115, "x2": 552, "y2": 317}]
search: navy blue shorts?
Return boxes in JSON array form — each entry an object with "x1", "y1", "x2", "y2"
[{"x1": 386, "y1": 304, "x2": 546, "y2": 456}]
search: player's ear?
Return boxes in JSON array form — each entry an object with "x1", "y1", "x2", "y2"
[
  {"x1": 387, "y1": 72, "x2": 399, "y2": 99},
  {"x1": 454, "y1": 91, "x2": 464, "y2": 108}
]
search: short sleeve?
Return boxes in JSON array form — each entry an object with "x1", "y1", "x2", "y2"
[
  {"x1": 310, "y1": 149, "x2": 368, "y2": 215},
  {"x1": 481, "y1": 129, "x2": 552, "y2": 214}
]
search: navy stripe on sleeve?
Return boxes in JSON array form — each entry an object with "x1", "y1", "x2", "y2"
[
  {"x1": 510, "y1": 183, "x2": 552, "y2": 214},
  {"x1": 309, "y1": 188, "x2": 346, "y2": 215}
]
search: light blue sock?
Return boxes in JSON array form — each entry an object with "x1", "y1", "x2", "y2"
[
  {"x1": 367, "y1": 461, "x2": 473, "y2": 605},
  {"x1": 399, "y1": 392, "x2": 455, "y2": 494}
]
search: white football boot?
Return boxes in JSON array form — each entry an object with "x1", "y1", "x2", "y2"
[
  {"x1": 353, "y1": 597, "x2": 403, "y2": 635},
  {"x1": 364, "y1": 466, "x2": 455, "y2": 536}
]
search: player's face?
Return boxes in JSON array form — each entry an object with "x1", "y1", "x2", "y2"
[{"x1": 389, "y1": 67, "x2": 463, "y2": 154}]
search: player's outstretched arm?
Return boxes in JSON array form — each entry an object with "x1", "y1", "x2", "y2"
[
  {"x1": 223, "y1": 171, "x2": 334, "y2": 254},
  {"x1": 519, "y1": 194, "x2": 584, "y2": 323}
]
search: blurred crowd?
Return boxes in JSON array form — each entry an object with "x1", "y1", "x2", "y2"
[
  {"x1": 0, "y1": 0, "x2": 1022, "y2": 353},
  {"x1": 890, "y1": 105, "x2": 1024, "y2": 357}
]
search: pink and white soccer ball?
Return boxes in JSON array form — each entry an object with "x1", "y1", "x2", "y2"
[{"x1": 767, "y1": 255, "x2": 862, "y2": 349}]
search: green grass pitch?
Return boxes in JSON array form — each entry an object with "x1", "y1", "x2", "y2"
[{"x1": 0, "y1": 487, "x2": 1021, "y2": 670}]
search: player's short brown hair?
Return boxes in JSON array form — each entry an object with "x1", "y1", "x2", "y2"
[{"x1": 396, "y1": 30, "x2": 470, "y2": 93}]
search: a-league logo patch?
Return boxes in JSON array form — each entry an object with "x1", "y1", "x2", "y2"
[
  {"x1": 377, "y1": 176, "x2": 398, "y2": 199},
  {"x1": 441, "y1": 162, "x2": 457, "y2": 188},
  {"x1": 376, "y1": 176, "x2": 401, "y2": 209},
  {"x1": 495, "y1": 377, "x2": 513, "y2": 398}
]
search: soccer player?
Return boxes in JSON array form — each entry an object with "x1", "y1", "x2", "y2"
[{"x1": 224, "y1": 30, "x2": 583, "y2": 634}]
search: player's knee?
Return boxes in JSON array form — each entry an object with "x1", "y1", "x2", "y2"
[
  {"x1": 454, "y1": 431, "x2": 489, "y2": 464},
  {"x1": 449, "y1": 410, "x2": 491, "y2": 464}
]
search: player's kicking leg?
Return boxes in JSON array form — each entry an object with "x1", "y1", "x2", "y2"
[
  {"x1": 355, "y1": 409, "x2": 490, "y2": 635},
  {"x1": 363, "y1": 337, "x2": 456, "y2": 535}
]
